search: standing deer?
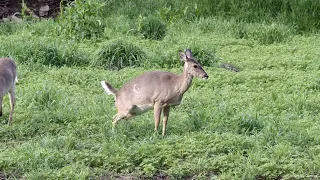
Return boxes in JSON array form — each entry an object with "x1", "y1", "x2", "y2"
[
  {"x1": 101, "y1": 49, "x2": 208, "y2": 136},
  {"x1": 0, "y1": 58, "x2": 17, "y2": 126}
]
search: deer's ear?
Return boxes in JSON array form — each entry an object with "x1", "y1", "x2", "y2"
[
  {"x1": 185, "y1": 49, "x2": 193, "y2": 59},
  {"x1": 179, "y1": 50, "x2": 187, "y2": 62}
]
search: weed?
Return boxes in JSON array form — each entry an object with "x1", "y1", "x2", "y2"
[{"x1": 57, "y1": 0, "x2": 107, "y2": 40}]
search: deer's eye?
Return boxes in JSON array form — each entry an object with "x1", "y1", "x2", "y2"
[{"x1": 193, "y1": 65, "x2": 198, "y2": 68}]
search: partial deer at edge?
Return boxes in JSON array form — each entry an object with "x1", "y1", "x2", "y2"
[
  {"x1": 101, "y1": 49, "x2": 208, "y2": 136},
  {"x1": 0, "y1": 58, "x2": 17, "y2": 126}
]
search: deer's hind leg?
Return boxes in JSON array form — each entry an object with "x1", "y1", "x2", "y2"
[
  {"x1": 7, "y1": 88, "x2": 15, "y2": 126},
  {"x1": 162, "y1": 106, "x2": 170, "y2": 136}
]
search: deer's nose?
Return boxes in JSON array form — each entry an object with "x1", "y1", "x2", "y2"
[{"x1": 203, "y1": 74, "x2": 209, "y2": 79}]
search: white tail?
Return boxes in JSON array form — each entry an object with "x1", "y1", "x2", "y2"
[
  {"x1": 0, "y1": 58, "x2": 17, "y2": 126},
  {"x1": 101, "y1": 49, "x2": 208, "y2": 136},
  {"x1": 101, "y1": 81, "x2": 117, "y2": 96}
]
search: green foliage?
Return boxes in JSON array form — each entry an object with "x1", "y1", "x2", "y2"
[
  {"x1": 190, "y1": 47, "x2": 219, "y2": 67},
  {"x1": 233, "y1": 22, "x2": 295, "y2": 45},
  {"x1": 237, "y1": 114, "x2": 264, "y2": 135},
  {"x1": 92, "y1": 40, "x2": 147, "y2": 69},
  {"x1": 179, "y1": 0, "x2": 320, "y2": 33},
  {"x1": 1, "y1": 0, "x2": 320, "y2": 179},
  {"x1": 156, "y1": 3, "x2": 201, "y2": 23},
  {"x1": 88, "y1": 0, "x2": 320, "y2": 33},
  {"x1": 32, "y1": 86, "x2": 61, "y2": 111},
  {"x1": 139, "y1": 15, "x2": 167, "y2": 40},
  {"x1": 156, "y1": 5, "x2": 182, "y2": 23},
  {"x1": 198, "y1": 18, "x2": 294, "y2": 45},
  {"x1": 0, "y1": 37, "x2": 89, "y2": 67},
  {"x1": 57, "y1": 0, "x2": 107, "y2": 40},
  {"x1": 0, "y1": 22, "x2": 23, "y2": 35},
  {"x1": 34, "y1": 44, "x2": 89, "y2": 67}
]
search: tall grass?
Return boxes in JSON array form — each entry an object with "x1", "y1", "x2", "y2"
[
  {"x1": 98, "y1": 0, "x2": 320, "y2": 33},
  {"x1": 0, "y1": 36, "x2": 90, "y2": 68},
  {"x1": 56, "y1": 0, "x2": 108, "y2": 40},
  {"x1": 92, "y1": 40, "x2": 147, "y2": 69}
]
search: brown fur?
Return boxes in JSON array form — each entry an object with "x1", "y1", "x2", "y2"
[
  {"x1": 0, "y1": 58, "x2": 17, "y2": 125},
  {"x1": 101, "y1": 49, "x2": 208, "y2": 136}
]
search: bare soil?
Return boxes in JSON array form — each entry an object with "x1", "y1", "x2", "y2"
[{"x1": 0, "y1": 0, "x2": 73, "y2": 19}]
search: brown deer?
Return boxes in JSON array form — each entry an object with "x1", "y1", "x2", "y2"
[
  {"x1": 0, "y1": 58, "x2": 17, "y2": 126},
  {"x1": 101, "y1": 49, "x2": 208, "y2": 136}
]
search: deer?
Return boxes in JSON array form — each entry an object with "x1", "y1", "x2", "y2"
[
  {"x1": 0, "y1": 58, "x2": 17, "y2": 126},
  {"x1": 101, "y1": 49, "x2": 208, "y2": 136}
]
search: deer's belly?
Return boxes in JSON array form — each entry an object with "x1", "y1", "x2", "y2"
[
  {"x1": 131, "y1": 104, "x2": 154, "y2": 115},
  {"x1": 168, "y1": 95, "x2": 183, "y2": 106}
]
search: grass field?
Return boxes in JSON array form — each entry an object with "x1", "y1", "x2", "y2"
[{"x1": 1, "y1": 0, "x2": 320, "y2": 179}]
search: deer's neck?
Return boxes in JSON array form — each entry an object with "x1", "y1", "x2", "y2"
[{"x1": 178, "y1": 71, "x2": 193, "y2": 94}]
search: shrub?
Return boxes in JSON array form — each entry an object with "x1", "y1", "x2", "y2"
[
  {"x1": 139, "y1": 16, "x2": 167, "y2": 40},
  {"x1": 93, "y1": 40, "x2": 147, "y2": 69},
  {"x1": 57, "y1": 0, "x2": 107, "y2": 40}
]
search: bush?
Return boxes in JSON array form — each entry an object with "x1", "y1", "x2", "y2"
[
  {"x1": 93, "y1": 40, "x2": 147, "y2": 69},
  {"x1": 139, "y1": 16, "x2": 167, "y2": 40},
  {"x1": 57, "y1": 0, "x2": 107, "y2": 40}
]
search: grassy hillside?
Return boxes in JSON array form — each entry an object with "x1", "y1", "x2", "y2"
[{"x1": 1, "y1": 0, "x2": 320, "y2": 179}]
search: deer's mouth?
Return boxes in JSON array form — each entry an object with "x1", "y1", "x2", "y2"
[{"x1": 202, "y1": 74, "x2": 209, "y2": 79}]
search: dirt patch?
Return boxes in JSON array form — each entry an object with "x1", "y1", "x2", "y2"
[
  {"x1": 0, "y1": 170, "x2": 22, "y2": 180},
  {"x1": 0, "y1": 171, "x2": 5, "y2": 180},
  {"x1": 0, "y1": 0, "x2": 73, "y2": 20}
]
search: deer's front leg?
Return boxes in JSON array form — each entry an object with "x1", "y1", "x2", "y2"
[
  {"x1": 154, "y1": 103, "x2": 162, "y2": 133},
  {"x1": 162, "y1": 106, "x2": 170, "y2": 136}
]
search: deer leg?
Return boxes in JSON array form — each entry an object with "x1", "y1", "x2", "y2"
[
  {"x1": 162, "y1": 106, "x2": 170, "y2": 136},
  {"x1": 7, "y1": 89, "x2": 15, "y2": 126},
  {"x1": 154, "y1": 103, "x2": 162, "y2": 133}
]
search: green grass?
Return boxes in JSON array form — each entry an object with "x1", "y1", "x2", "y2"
[{"x1": 1, "y1": 0, "x2": 320, "y2": 179}]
